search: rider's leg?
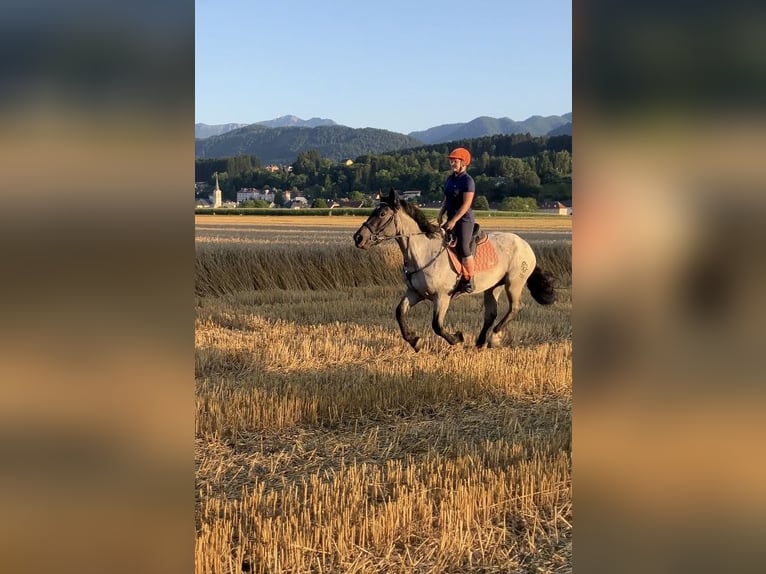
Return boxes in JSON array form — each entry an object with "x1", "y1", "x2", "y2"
[
  {"x1": 461, "y1": 255, "x2": 475, "y2": 293},
  {"x1": 456, "y1": 221, "x2": 475, "y2": 293}
]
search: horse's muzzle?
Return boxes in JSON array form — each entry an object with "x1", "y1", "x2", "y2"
[{"x1": 353, "y1": 231, "x2": 367, "y2": 249}]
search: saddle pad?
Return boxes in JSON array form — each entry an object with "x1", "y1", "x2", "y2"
[{"x1": 447, "y1": 237, "x2": 499, "y2": 275}]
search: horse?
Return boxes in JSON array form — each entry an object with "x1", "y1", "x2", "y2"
[{"x1": 353, "y1": 189, "x2": 557, "y2": 351}]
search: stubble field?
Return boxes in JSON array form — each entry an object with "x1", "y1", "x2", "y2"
[{"x1": 195, "y1": 214, "x2": 572, "y2": 573}]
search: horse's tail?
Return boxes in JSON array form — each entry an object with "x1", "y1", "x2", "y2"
[{"x1": 526, "y1": 266, "x2": 557, "y2": 305}]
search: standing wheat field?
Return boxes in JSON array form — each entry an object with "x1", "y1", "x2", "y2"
[{"x1": 195, "y1": 214, "x2": 572, "y2": 573}]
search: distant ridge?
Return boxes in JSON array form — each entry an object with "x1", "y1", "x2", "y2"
[
  {"x1": 194, "y1": 112, "x2": 573, "y2": 162},
  {"x1": 546, "y1": 122, "x2": 572, "y2": 136},
  {"x1": 408, "y1": 113, "x2": 571, "y2": 144},
  {"x1": 195, "y1": 116, "x2": 337, "y2": 139},
  {"x1": 256, "y1": 115, "x2": 337, "y2": 128},
  {"x1": 195, "y1": 124, "x2": 423, "y2": 164},
  {"x1": 195, "y1": 122, "x2": 250, "y2": 139}
]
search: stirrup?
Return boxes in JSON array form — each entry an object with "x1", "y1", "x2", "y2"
[{"x1": 456, "y1": 276, "x2": 474, "y2": 293}]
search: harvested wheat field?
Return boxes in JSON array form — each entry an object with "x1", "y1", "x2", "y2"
[{"x1": 195, "y1": 215, "x2": 572, "y2": 573}]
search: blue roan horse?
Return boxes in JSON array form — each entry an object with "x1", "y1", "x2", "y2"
[{"x1": 353, "y1": 190, "x2": 557, "y2": 351}]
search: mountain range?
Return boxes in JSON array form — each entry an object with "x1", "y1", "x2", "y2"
[
  {"x1": 408, "y1": 113, "x2": 572, "y2": 144},
  {"x1": 195, "y1": 124, "x2": 423, "y2": 165},
  {"x1": 195, "y1": 115, "x2": 337, "y2": 139},
  {"x1": 194, "y1": 113, "x2": 572, "y2": 164}
]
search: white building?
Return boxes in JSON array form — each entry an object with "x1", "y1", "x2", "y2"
[
  {"x1": 236, "y1": 188, "x2": 276, "y2": 205},
  {"x1": 289, "y1": 197, "x2": 308, "y2": 209},
  {"x1": 401, "y1": 190, "x2": 422, "y2": 202},
  {"x1": 539, "y1": 201, "x2": 572, "y2": 215}
]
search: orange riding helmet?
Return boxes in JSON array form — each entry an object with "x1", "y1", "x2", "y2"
[{"x1": 448, "y1": 147, "x2": 471, "y2": 167}]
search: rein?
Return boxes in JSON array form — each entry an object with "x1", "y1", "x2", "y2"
[
  {"x1": 363, "y1": 212, "x2": 430, "y2": 244},
  {"x1": 374, "y1": 231, "x2": 430, "y2": 242},
  {"x1": 385, "y1": 216, "x2": 448, "y2": 282},
  {"x1": 360, "y1": 206, "x2": 449, "y2": 292}
]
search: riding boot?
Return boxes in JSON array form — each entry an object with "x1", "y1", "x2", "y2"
[{"x1": 459, "y1": 257, "x2": 475, "y2": 293}]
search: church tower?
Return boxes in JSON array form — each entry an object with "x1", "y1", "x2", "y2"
[{"x1": 212, "y1": 172, "x2": 222, "y2": 208}]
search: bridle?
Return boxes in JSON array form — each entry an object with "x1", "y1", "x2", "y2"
[
  {"x1": 360, "y1": 205, "x2": 446, "y2": 288},
  {"x1": 361, "y1": 207, "x2": 429, "y2": 245},
  {"x1": 361, "y1": 208, "x2": 396, "y2": 244}
]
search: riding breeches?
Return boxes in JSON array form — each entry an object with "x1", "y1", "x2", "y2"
[{"x1": 454, "y1": 219, "x2": 474, "y2": 259}]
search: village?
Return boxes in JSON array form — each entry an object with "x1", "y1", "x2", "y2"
[{"x1": 195, "y1": 173, "x2": 572, "y2": 215}]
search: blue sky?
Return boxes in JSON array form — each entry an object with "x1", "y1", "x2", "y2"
[{"x1": 195, "y1": 0, "x2": 571, "y2": 134}]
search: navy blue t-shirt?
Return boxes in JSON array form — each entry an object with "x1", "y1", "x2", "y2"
[{"x1": 444, "y1": 172, "x2": 476, "y2": 223}]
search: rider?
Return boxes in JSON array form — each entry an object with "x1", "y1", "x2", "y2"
[{"x1": 438, "y1": 147, "x2": 476, "y2": 293}]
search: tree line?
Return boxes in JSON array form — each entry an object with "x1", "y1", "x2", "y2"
[{"x1": 195, "y1": 133, "x2": 572, "y2": 206}]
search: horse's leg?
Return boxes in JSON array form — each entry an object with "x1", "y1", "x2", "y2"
[
  {"x1": 488, "y1": 276, "x2": 525, "y2": 347},
  {"x1": 396, "y1": 289, "x2": 425, "y2": 351},
  {"x1": 431, "y1": 294, "x2": 464, "y2": 346},
  {"x1": 476, "y1": 286, "x2": 502, "y2": 348}
]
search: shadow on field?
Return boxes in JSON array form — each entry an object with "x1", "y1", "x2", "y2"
[
  {"x1": 198, "y1": 286, "x2": 570, "y2": 350},
  {"x1": 196, "y1": 313, "x2": 572, "y2": 446},
  {"x1": 196, "y1": 357, "x2": 571, "y2": 465}
]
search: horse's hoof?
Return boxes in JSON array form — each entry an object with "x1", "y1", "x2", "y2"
[
  {"x1": 411, "y1": 337, "x2": 424, "y2": 352},
  {"x1": 455, "y1": 331, "x2": 464, "y2": 344},
  {"x1": 488, "y1": 332, "x2": 502, "y2": 348}
]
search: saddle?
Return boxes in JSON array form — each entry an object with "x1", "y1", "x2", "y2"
[
  {"x1": 444, "y1": 223, "x2": 487, "y2": 253},
  {"x1": 444, "y1": 223, "x2": 498, "y2": 274}
]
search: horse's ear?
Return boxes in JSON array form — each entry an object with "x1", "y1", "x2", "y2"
[{"x1": 387, "y1": 188, "x2": 398, "y2": 208}]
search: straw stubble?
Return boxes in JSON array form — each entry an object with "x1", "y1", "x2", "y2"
[{"x1": 196, "y1": 223, "x2": 571, "y2": 573}]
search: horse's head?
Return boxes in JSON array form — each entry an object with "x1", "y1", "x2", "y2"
[{"x1": 353, "y1": 189, "x2": 400, "y2": 249}]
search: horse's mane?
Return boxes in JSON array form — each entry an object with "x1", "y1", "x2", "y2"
[{"x1": 398, "y1": 199, "x2": 441, "y2": 238}]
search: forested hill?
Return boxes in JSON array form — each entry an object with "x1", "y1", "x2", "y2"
[
  {"x1": 391, "y1": 132, "x2": 572, "y2": 164},
  {"x1": 545, "y1": 122, "x2": 572, "y2": 136},
  {"x1": 195, "y1": 124, "x2": 424, "y2": 164},
  {"x1": 195, "y1": 132, "x2": 572, "y2": 206}
]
